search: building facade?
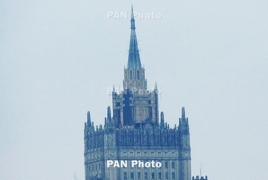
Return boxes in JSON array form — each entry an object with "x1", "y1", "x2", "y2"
[{"x1": 84, "y1": 7, "x2": 191, "y2": 180}]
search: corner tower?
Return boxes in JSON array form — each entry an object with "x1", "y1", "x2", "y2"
[
  {"x1": 179, "y1": 107, "x2": 191, "y2": 180},
  {"x1": 112, "y1": 7, "x2": 159, "y2": 127}
]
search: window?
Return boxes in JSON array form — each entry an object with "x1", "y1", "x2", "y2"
[
  {"x1": 130, "y1": 71, "x2": 133, "y2": 79},
  {"x1": 165, "y1": 172, "x2": 168, "y2": 179},
  {"x1": 172, "y1": 162, "x2": 175, "y2": 169},
  {"x1": 165, "y1": 162, "x2": 168, "y2": 168},
  {"x1": 151, "y1": 172, "x2": 155, "y2": 179},
  {"x1": 137, "y1": 71, "x2": 140, "y2": 79},
  {"x1": 172, "y1": 172, "x2": 175, "y2": 179},
  {"x1": 131, "y1": 172, "x2": 134, "y2": 179},
  {"x1": 138, "y1": 172, "x2": 141, "y2": 179},
  {"x1": 158, "y1": 172, "x2": 162, "y2": 179},
  {"x1": 145, "y1": 172, "x2": 148, "y2": 179},
  {"x1": 124, "y1": 172, "x2": 127, "y2": 179}
]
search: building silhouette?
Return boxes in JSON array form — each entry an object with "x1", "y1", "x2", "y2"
[{"x1": 84, "y1": 7, "x2": 191, "y2": 180}]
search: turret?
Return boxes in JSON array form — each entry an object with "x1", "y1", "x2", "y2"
[
  {"x1": 160, "y1": 112, "x2": 165, "y2": 127},
  {"x1": 178, "y1": 107, "x2": 191, "y2": 180}
]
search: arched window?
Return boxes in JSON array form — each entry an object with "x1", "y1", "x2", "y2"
[
  {"x1": 130, "y1": 70, "x2": 133, "y2": 79},
  {"x1": 137, "y1": 70, "x2": 140, "y2": 79}
]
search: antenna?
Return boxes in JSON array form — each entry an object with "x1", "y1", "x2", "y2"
[{"x1": 200, "y1": 164, "x2": 202, "y2": 177}]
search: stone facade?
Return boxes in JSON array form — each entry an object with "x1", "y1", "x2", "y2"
[
  {"x1": 84, "y1": 108, "x2": 191, "y2": 180},
  {"x1": 84, "y1": 7, "x2": 191, "y2": 180}
]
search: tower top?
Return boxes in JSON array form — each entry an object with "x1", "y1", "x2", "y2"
[{"x1": 128, "y1": 6, "x2": 142, "y2": 69}]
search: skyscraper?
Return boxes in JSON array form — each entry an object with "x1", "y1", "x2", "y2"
[{"x1": 84, "y1": 7, "x2": 191, "y2": 180}]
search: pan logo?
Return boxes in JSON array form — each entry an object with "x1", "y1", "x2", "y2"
[{"x1": 107, "y1": 11, "x2": 162, "y2": 19}]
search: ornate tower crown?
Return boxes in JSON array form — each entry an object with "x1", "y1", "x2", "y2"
[{"x1": 113, "y1": 6, "x2": 159, "y2": 126}]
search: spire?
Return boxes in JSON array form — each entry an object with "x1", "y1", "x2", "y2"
[
  {"x1": 131, "y1": 5, "x2": 135, "y2": 29},
  {"x1": 128, "y1": 6, "x2": 141, "y2": 69}
]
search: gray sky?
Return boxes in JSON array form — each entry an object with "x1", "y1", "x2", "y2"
[{"x1": 1, "y1": 0, "x2": 268, "y2": 179}]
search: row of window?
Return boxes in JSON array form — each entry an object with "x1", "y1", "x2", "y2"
[
  {"x1": 127, "y1": 70, "x2": 141, "y2": 80},
  {"x1": 124, "y1": 172, "x2": 176, "y2": 179},
  {"x1": 122, "y1": 151, "x2": 177, "y2": 156},
  {"x1": 88, "y1": 163, "x2": 101, "y2": 171}
]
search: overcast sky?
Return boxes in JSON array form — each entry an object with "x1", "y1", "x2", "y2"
[{"x1": 1, "y1": 0, "x2": 268, "y2": 180}]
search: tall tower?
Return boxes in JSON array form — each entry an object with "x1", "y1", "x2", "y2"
[
  {"x1": 112, "y1": 6, "x2": 159, "y2": 127},
  {"x1": 84, "y1": 6, "x2": 192, "y2": 180}
]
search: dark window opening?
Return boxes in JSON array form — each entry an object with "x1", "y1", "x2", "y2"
[
  {"x1": 165, "y1": 162, "x2": 168, "y2": 168},
  {"x1": 165, "y1": 172, "x2": 168, "y2": 179},
  {"x1": 172, "y1": 172, "x2": 175, "y2": 179},
  {"x1": 158, "y1": 172, "x2": 162, "y2": 179},
  {"x1": 145, "y1": 172, "x2": 148, "y2": 179},
  {"x1": 130, "y1": 71, "x2": 133, "y2": 79}
]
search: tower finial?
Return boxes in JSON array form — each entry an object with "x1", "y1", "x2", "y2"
[
  {"x1": 131, "y1": 5, "x2": 134, "y2": 19},
  {"x1": 182, "y1": 107, "x2": 185, "y2": 119},
  {"x1": 130, "y1": 5, "x2": 135, "y2": 30}
]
